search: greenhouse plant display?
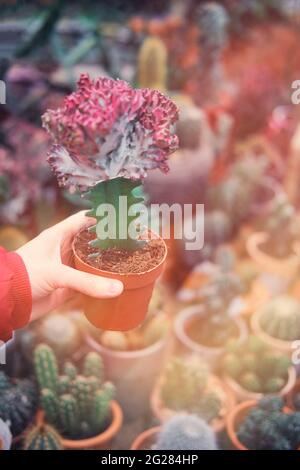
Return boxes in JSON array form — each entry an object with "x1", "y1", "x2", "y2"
[
  {"x1": 174, "y1": 270, "x2": 248, "y2": 367},
  {"x1": 34, "y1": 344, "x2": 122, "y2": 449},
  {"x1": 151, "y1": 357, "x2": 235, "y2": 432},
  {"x1": 42, "y1": 73, "x2": 178, "y2": 331},
  {"x1": 251, "y1": 296, "x2": 300, "y2": 355},
  {"x1": 221, "y1": 336, "x2": 296, "y2": 401},
  {"x1": 131, "y1": 414, "x2": 217, "y2": 451},
  {"x1": 226, "y1": 396, "x2": 300, "y2": 450},
  {"x1": 0, "y1": 371, "x2": 38, "y2": 441},
  {"x1": 86, "y1": 286, "x2": 170, "y2": 421}
]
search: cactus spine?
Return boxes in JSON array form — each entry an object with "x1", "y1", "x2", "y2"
[{"x1": 23, "y1": 423, "x2": 63, "y2": 450}]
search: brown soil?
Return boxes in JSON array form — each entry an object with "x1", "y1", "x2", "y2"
[
  {"x1": 74, "y1": 227, "x2": 166, "y2": 274},
  {"x1": 186, "y1": 315, "x2": 238, "y2": 348}
]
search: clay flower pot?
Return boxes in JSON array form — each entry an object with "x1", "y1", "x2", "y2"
[
  {"x1": 226, "y1": 400, "x2": 293, "y2": 450},
  {"x1": 246, "y1": 232, "x2": 300, "y2": 281},
  {"x1": 173, "y1": 305, "x2": 248, "y2": 369},
  {"x1": 36, "y1": 400, "x2": 122, "y2": 450},
  {"x1": 287, "y1": 379, "x2": 300, "y2": 411},
  {"x1": 223, "y1": 366, "x2": 296, "y2": 403},
  {"x1": 86, "y1": 332, "x2": 169, "y2": 422},
  {"x1": 131, "y1": 427, "x2": 160, "y2": 451},
  {"x1": 72, "y1": 230, "x2": 167, "y2": 331},
  {"x1": 251, "y1": 308, "x2": 297, "y2": 356},
  {"x1": 151, "y1": 374, "x2": 236, "y2": 433}
]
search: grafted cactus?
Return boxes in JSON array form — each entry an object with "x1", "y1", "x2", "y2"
[
  {"x1": 34, "y1": 345, "x2": 115, "y2": 439},
  {"x1": 23, "y1": 423, "x2": 63, "y2": 450},
  {"x1": 259, "y1": 296, "x2": 300, "y2": 341}
]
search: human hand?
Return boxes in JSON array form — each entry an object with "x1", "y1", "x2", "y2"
[{"x1": 17, "y1": 211, "x2": 123, "y2": 321}]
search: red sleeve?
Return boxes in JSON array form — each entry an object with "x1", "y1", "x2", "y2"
[{"x1": 0, "y1": 247, "x2": 32, "y2": 342}]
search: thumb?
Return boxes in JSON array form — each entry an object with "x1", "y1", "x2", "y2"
[{"x1": 57, "y1": 265, "x2": 123, "y2": 298}]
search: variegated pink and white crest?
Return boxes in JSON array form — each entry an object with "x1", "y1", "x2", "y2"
[{"x1": 42, "y1": 74, "x2": 179, "y2": 192}]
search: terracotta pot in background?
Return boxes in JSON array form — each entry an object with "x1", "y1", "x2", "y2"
[
  {"x1": 130, "y1": 427, "x2": 160, "y2": 451},
  {"x1": 223, "y1": 366, "x2": 296, "y2": 403},
  {"x1": 226, "y1": 400, "x2": 293, "y2": 450},
  {"x1": 151, "y1": 374, "x2": 236, "y2": 433},
  {"x1": 173, "y1": 305, "x2": 248, "y2": 369},
  {"x1": 36, "y1": 401, "x2": 122, "y2": 450},
  {"x1": 86, "y1": 333, "x2": 170, "y2": 422},
  {"x1": 73, "y1": 231, "x2": 167, "y2": 331}
]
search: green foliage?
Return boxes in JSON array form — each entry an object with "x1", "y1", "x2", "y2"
[
  {"x1": 156, "y1": 414, "x2": 217, "y2": 450},
  {"x1": 23, "y1": 423, "x2": 63, "y2": 450},
  {"x1": 222, "y1": 336, "x2": 290, "y2": 394},
  {"x1": 0, "y1": 373, "x2": 38, "y2": 437},
  {"x1": 161, "y1": 358, "x2": 221, "y2": 423},
  {"x1": 86, "y1": 177, "x2": 146, "y2": 251},
  {"x1": 259, "y1": 296, "x2": 300, "y2": 341},
  {"x1": 34, "y1": 346, "x2": 115, "y2": 439},
  {"x1": 238, "y1": 397, "x2": 300, "y2": 450}
]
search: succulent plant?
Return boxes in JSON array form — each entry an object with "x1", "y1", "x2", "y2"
[
  {"x1": 156, "y1": 414, "x2": 217, "y2": 450},
  {"x1": 34, "y1": 344, "x2": 115, "y2": 439},
  {"x1": 138, "y1": 36, "x2": 167, "y2": 91},
  {"x1": 238, "y1": 396, "x2": 300, "y2": 450},
  {"x1": 23, "y1": 423, "x2": 63, "y2": 450},
  {"x1": 0, "y1": 418, "x2": 12, "y2": 450},
  {"x1": 259, "y1": 296, "x2": 300, "y2": 341},
  {"x1": 43, "y1": 74, "x2": 178, "y2": 252},
  {"x1": 0, "y1": 372, "x2": 38, "y2": 437},
  {"x1": 161, "y1": 358, "x2": 221, "y2": 423},
  {"x1": 222, "y1": 336, "x2": 291, "y2": 394}
]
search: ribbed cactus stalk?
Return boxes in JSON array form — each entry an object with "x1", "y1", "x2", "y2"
[
  {"x1": 59, "y1": 394, "x2": 79, "y2": 437},
  {"x1": 138, "y1": 36, "x2": 167, "y2": 91},
  {"x1": 34, "y1": 345, "x2": 115, "y2": 440},
  {"x1": 156, "y1": 414, "x2": 217, "y2": 450},
  {"x1": 259, "y1": 296, "x2": 300, "y2": 341},
  {"x1": 23, "y1": 423, "x2": 63, "y2": 450},
  {"x1": 34, "y1": 344, "x2": 59, "y2": 392}
]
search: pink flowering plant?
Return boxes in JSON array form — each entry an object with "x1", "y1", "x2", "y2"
[{"x1": 42, "y1": 74, "x2": 179, "y2": 250}]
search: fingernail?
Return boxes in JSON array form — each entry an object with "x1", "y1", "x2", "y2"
[{"x1": 108, "y1": 280, "x2": 123, "y2": 295}]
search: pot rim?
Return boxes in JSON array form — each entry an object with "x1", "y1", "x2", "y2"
[
  {"x1": 36, "y1": 400, "x2": 122, "y2": 450},
  {"x1": 130, "y1": 426, "x2": 160, "y2": 451},
  {"x1": 224, "y1": 365, "x2": 296, "y2": 401},
  {"x1": 174, "y1": 304, "x2": 248, "y2": 355},
  {"x1": 85, "y1": 330, "x2": 168, "y2": 360},
  {"x1": 251, "y1": 307, "x2": 297, "y2": 352},
  {"x1": 72, "y1": 225, "x2": 167, "y2": 278}
]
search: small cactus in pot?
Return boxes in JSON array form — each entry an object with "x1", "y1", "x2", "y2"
[
  {"x1": 23, "y1": 423, "x2": 63, "y2": 450},
  {"x1": 0, "y1": 418, "x2": 12, "y2": 450},
  {"x1": 34, "y1": 344, "x2": 115, "y2": 440},
  {"x1": 258, "y1": 296, "x2": 300, "y2": 341}
]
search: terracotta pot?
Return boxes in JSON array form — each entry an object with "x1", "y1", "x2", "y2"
[
  {"x1": 251, "y1": 308, "x2": 297, "y2": 356},
  {"x1": 36, "y1": 400, "x2": 122, "y2": 450},
  {"x1": 223, "y1": 366, "x2": 296, "y2": 403},
  {"x1": 226, "y1": 400, "x2": 293, "y2": 450},
  {"x1": 131, "y1": 427, "x2": 160, "y2": 451},
  {"x1": 246, "y1": 231, "x2": 300, "y2": 280},
  {"x1": 72, "y1": 230, "x2": 167, "y2": 331},
  {"x1": 173, "y1": 305, "x2": 248, "y2": 369},
  {"x1": 287, "y1": 378, "x2": 300, "y2": 411},
  {"x1": 86, "y1": 332, "x2": 169, "y2": 422},
  {"x1": 151, "y1": 373, "x2": 236, "y2": 433}
]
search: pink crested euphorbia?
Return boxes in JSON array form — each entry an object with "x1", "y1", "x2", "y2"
[{"x1": 42, "y1": 74, "x2": 179, "y2": 193}]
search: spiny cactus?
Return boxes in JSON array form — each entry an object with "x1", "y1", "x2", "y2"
[
  {"x1": 222, "y1": 336, "x2": 291, "y2": 394},
  {"x1": 0, "y1": 418, "x2": 12, "y2": 450},
  {"x1": 34, "y1": 345, "x2": 115, "y2": 439},
  {"x1": 161, "y1": 358, "x2": 221, "y2": 423},
  {"x1": 138, "y1": 36, "x2": 167, "y2": 91},
  {"x1": 156, "y1": 414, "x2": 217, "y2": 450},
  {"x1": 259, "y1": 296, "x2": 300, "y2": 341},
  {"x1": 0, "y1": 373, "x2": 38, "y2": 437},
  {"x1": 23, "y1": 423, "x2": 63, "y2": 450},
  {"x1": 238, "y1": 396, "x2": 300, "y2": 450}
]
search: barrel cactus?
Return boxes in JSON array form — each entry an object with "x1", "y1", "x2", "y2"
[
  {"x1": 23, "y1": 423, "x2": 63, "y2": 450},
  {"x1": 34, "y1": 344, "x2": 115, "y2": 439},
  {"x1": 0, "y1": 418, "x2": 12, "y2": 450},
  {"x1": 156, "y1": 414, "x2": 217, "y2": 450},
  {"x1": 0, "y1": 372, "x2": 38, "y2": 437},
  {"x1": 259, "y1": 296, "x2": 300, "y2": 341}
]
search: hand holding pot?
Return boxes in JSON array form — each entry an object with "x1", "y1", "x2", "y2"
[{"x1": 17, "y1": 211, "x2": 123, "y2": 321}]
